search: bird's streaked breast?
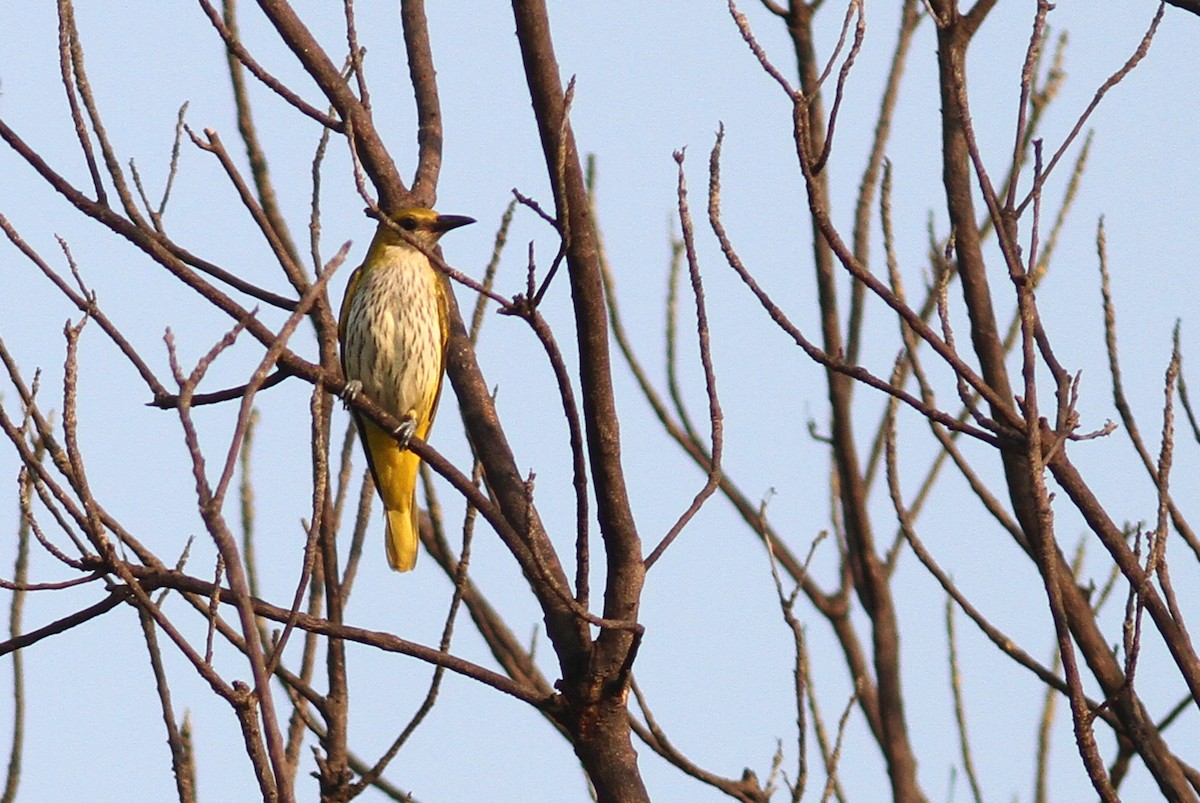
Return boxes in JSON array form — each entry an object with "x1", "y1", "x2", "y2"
[{"x1": 342, "y1": 246, "x2": 443, "y2": 422}]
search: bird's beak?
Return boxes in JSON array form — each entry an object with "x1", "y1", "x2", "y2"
[{"x1": 433, "y1": 214, "x2": 476, "y2": 233}]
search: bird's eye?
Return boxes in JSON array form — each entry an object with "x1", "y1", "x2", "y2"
[{"x1": 399, "y1": 216, "x2": 418, "y2": 231}]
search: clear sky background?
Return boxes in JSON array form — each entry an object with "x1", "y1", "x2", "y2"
[{"x1": 2, "y1": 1, "x2": 1199, "y2": 801}]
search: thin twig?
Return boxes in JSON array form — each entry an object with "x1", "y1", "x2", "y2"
[
  {"x1": 1097, "y1": 220, "x2": 1200, "y2": 561},
  {"x1": 820, "y1": 682, "x2": 860, "y2": 803},
  {"x1": 645, "y1": 150, "x2": 724, "y2": 568},
  {"x1": 1016, "y1": 3, "x2": 1164, "y2": 215},
  {"x1": 198, "y1": 0, "x2": 343, "y2": 130},
  {"x1": 945, "y1": 599, "x2": 984, "y2": 803}
]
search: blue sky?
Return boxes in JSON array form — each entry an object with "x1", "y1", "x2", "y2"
[{"x1": 2, "y1": 2, "x2": 1199, "y2": 800}]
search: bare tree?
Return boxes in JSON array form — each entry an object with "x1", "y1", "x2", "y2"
[{"x1": 1, "y1": 1, "x2": 1198, "y2": 801}]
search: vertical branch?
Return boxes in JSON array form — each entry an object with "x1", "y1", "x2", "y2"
[
  {"x1": 1032, "y1": 613, "x2": 1064, "y2": 803},
  {"x1": 764, "y1": 534, "x2": 813, "y2": 803},
  {"x1": 312, "y1": 385, "x2": 350, "y2": 799},
  {"x1": 469, "y1": 200, "x2": 517, "y2": 344},
  {"x1": 254, "y1": 0, "x2": 411, "y2": 212},
  {"x1": 166, "y1": 343, "x2": 291, "y2": 802},
  {"x1": 643, "y1": 150, "x2": 724, "y2": 568},
  {"x1": 933, "y1": 3, "x2": 1019, "y2": 434},
  {"x1": 283, "y1": 553, "x2": 327, "y2": 778},
  {"x1": 736, "y1": 5, "x2": 927, "y2": 799},
  {"x1": 400, "y1": 0, "x2": 443, "y2": 203},
  {"x1": 510, "y1": 3, "x2": 647, "y2": 799},
  {"x1": 239, "y1": 409, "x2": 262, "y2": 602},
  {"x1": 1097, "y1": 220, "x2": 1200, "y2": 561},
  {"x1": 137, "y1": 608, "x2": 198, "y2": 803},
  {"x1": 56, "y1": 0, "x2": 145, "y2": 223},
  {"x1": 847, "y1": 0, "x2": 921, "y2": 366},
  {"x1": 510, "y1": 0, "x2": 644, "y2": 633},
  {"x1": 1016, "y1": 137, "x2": 1117, "y2": 802},
  {"x1": 443, "y1": 283, "x2": 585, "y2": 659},
  {"x1": 1151, "y1": 336, "x2": 1186, "y2": 630},
  {"x1": 1, "y1": 469, "x2": 34, "y2": 803},
  {"x1": 945, "y1": 599, "x2": 983, "y2": 803},
  {"x1": 663, "y1": 233, "x2": 704, "y2": 446},
  {"x1": 157, "y1": 250, "x2": 342, "y2": 801},
  {"x1": 341, "y1": 0, "x2": 369, "y2": 108},
  {"x1": 1004, "y1": 0, "x2": 1053, "y2": 212},
  {"x1": 348, "y1": 472, "x2": 476, "y2": 795},
  {"x1": 221, "y1": 0, "x2": 303, "y2": 273},
  {"x1": 820, "y1": 682, "x2": 861, "y2": 803},
  {"x1": 1016, "y1": 3, "x2": 1164, "y2": 216}
]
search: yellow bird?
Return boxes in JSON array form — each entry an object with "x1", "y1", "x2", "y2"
[{"x1": 338, "y1": 207, "x2": 474, "y2": 571}]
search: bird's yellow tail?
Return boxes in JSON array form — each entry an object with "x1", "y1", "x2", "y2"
[
  {"x1": 363, "y1": 420, "x2": 423, "y2": 572},
  {"x1": 384, "y1": 505, "x2": 419, "y2": 572}
]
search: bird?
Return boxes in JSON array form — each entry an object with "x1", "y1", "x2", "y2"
[{"x1": 338, "y1": 207, "x2": 474, "y2": 572}]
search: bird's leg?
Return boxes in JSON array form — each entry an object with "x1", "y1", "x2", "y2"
[{"x1": 393, "y1": 415, "x2": 418, "y2": 448}]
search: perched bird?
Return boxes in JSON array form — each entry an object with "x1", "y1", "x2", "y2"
[{"x1": 338, "y1": 207, "x2": 474, "y2": 571}]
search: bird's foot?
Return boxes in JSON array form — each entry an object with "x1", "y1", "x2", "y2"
[
  {"x1": 340, "y1": 379, "x2": 363, "y2": 408},
  {"x1": 394, "y1": 416, "x2": 417, "y2": 448}
]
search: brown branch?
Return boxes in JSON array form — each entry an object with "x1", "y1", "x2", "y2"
[
  {"x1": 348, "y1": 479, "x2": 475, "y2": 796},
  {"x1": 644, "y1": 150, "x2": 724, "y2": 569},
  {"x1": 663, "y1": 233, "x2": 704, "y2": 448},
  {"x1": 419, "y1": 467, "x2": 556, "y2": 700},
  {"x1": 164, "y1": 323, "x2": 295, "y2": 800},
  {"x1": 56, "y1": 0, "x2": 144, "y2": 224},
  {"x1": 1004, "y1": 0, "x2": 1053, "y2": 213},
  {"x1": 310, "y1": 396, "x2": 347, "y2": 798},
  {"x1": 628, "y1": 678, "x2": 769, "y2": 803},
  {"x1": 1097, "y1": 220, "x2": 1200, "y2": 561},
  {"x1": 600, "y1": 222, "x2": 886, "y2": 747},
  {"x1": 945, "y1": 600, "x2": 984, "y2": 803},
  {"x1": 0, "y1": 590, "x2": 126, "y2": 655},
  {"x1": 220, "y1": 0, "x2": 306, "y2": 275},
  {"x1": 261, "y1": 398, "x2": 324, "y2": 679},
  {"x1": 129, "y1": 102, "x2": 189, "y2": 232},
  {"x1": 511, "y1": 3, "x2": 648, "y2": 799},
  {"x1": 1016, "y1": 136, "x2": 1116, "y2": 803},
  {"x1": 512, "y1": 1, "x2": 645, "y2": 649},
  {"x1": 0, "y1": 114, "x2": 317, "y2": 355},
  {"x1": 501, "y1": 297, "x2": 591, "y2": 605},
  {"x1": 469, "y1": 200, "x2": 517, "y2": 344},
  {"x1": 136, "y1": 606, "x2": 198, "y2": 803},
  {"x1": 810, "y1": 0, "x2": 865, "y2": 176},
  {"x1": 0, "y1": 215, "x2": 170, "y2": 403},
  {"x1": 341, "y1": 0, "x2": 369, "y2": 110},
  {"x1": 254, "y1": 0, "x2": 410, "y2": 212},
  {"x1": 54, "y1": 0, "x2": 105, "y2": 204},
  {"x1": 149, "y1": 370, "x2": 289, "y2": 410},
  {"x1": 1016, "y1": 3, "x2": 1164, "y2": 216},
  {"x1": 885, "y1": 413, "x2": 1120, "y2": 731},
  {"x1": 401, "y1": 0, "x2": 443, "y2": 204},
  {"x1": 0, "y1": 491, "x2": 31, "y2": 803},
  {"x1": 1047, "y1": 451, "x2": 1200, "y2": 789},
  {"x1": 187, "y1": 127, "x2": 312, "y2": 300},
  {"x1": 821, "y1": 681, "x2": 861, "y2": 803},
  {"x1": 878, "y1": 163, "x2": 1026, "y2": 550},
  {"x1": 1152, "y1": 336, "x2": 1190, "y2": 642},
  {"x1": 113, "y1": 564, "x2": 553, "y2": 708},
  {"x1": 847, "y1": 0, "x2": 921, "y2": 366},
  {"x1": 732, "y1": 7, "x2": 927, "y2": 798},
  {"x1": 707, "y1": 128, "x2": 1002, "y2": 447},
  {"x1": 198, "y1": 0, "x2": 343, "y2": 130},
  {"x1": 764, "y1": 533, "x2": 813, "y2": 802}
]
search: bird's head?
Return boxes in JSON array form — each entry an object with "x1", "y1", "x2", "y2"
[{"x1": 375, "y1": 207, "x2": 475, "y2": 249}]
